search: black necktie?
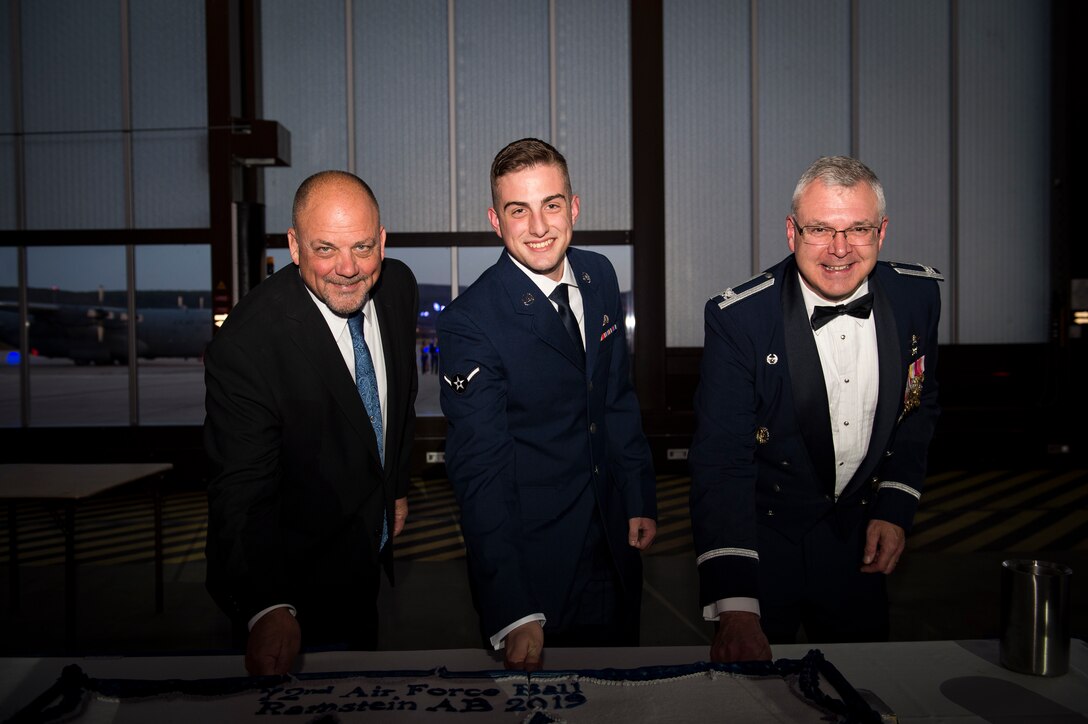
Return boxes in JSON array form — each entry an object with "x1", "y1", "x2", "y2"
[
  {"x1": 549, "y1": 284, "x2": 584, "y2": 356},
  {"x1": 810, "y1": 292, "x2": 874, "y2": 331}
]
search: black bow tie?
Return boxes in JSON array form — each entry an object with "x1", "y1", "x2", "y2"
[{"x1": 810, "y1": 293, "x2": 874, "y2": 331}]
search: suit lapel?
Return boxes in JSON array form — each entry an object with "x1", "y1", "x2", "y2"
[
  {"x1": 781, "y1": 262, "x2": 836, "y2": 492},
  {"x1": 497, "y1": 252, "x2": 585, "y2": 370},
  {"x1": 373, "y1": 286, "x2": 400, "y2": 476},
  {"x1": 282, "y1": 270, "x2": 382, "y2": 465},
  {"x1": 845, "y1": 273, "x2": 902, "y2": 493}
]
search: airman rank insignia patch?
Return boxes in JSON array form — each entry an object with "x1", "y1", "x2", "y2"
[
  {"x1": 443, "y1": 366, "x2": 480, "y2": 395},
  {"x1": 716, "y1": 272, "x2": 775, "y2": 309},
  {"x1": 887, "y1": 261, "x2": 944, "y2": 281}
]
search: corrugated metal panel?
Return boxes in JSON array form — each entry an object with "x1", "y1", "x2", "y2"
[
  {"x1": 261, "y1": 0, "x2": 349, "y2": 233},
  {"x1": 25, "y1": 134, "x2": 126, "y2": 229},
  {"x1": 130, "y1": 0, "x2": 208, "y2": 228},
  {"x1": 756, "y1": 0, "x2": 851, "y2": 273},
  {"x1": 663, "y1": 0, "x2": 751, "y2": 347},
  {"x1": 22, "y1": 0, "x2": 125, "y2": 228},
  {"x1": 0, "y1": 6, "x2": 13, "y2": 229},
  {"x1": 0, "y1": 4, "x2": 13, "y2": 135},
  {"x1": 555, "y1": 0, "x2": 630, "y2": 231},
  {"x1": 957, "y1": 0, "x2": 1049, "y2": 343},
  {"x1": 355, "y1": 0, "x2": 450, "y2": 233},
  {"x1": 453, "y1": 0, "x2": 549, "y2": 231},
  {"x1": 21, "y1": 0, "x2": 121, "y2": 132},
  {"x1": 858, "y1": 0, "x2": 952, "y2": 344},
  {"x1": 0, "y1": 141, "x2": 15, "y2": 229}
]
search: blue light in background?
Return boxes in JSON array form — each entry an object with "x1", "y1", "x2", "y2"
[{"x1": 6, "y1": 350, "x2": 19, "y2": 365}]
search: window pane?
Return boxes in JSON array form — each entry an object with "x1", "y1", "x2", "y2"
[
  {"x1": 131, "y1": 0, "x2": 209, "y2": 228},
  {"x1": 135, "y1": 245, "x2": 213, "y2": 425},
  {"x1": 0, "y1": 247, "x2": 20, "y2": 426},
  {"x1": 24, "y1": 133, "x2": 127, "y2": 229},
  {"x1": 261, "y1": 0, "x2": 349, "y2": 234},
  {"x1": 26, "y1": 245, "x2": 130, "y2": 426},
  {"x1": 354, "y1": 0, "x2": 450, "y2": 233},
  {"x1": 384, "y1": 247, "x2": 451, "y2": 418},
  {"x1": 265, "y1": 248, "x2": 292, "y2": 275},
  {"x1": 133, "y1": 129, "x2": 210, "y2": 229},
  {"x1": 457, "y1": 247, "x2": 503, "y2": 292}
]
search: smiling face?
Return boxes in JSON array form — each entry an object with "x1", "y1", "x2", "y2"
[
  {"x1": 787, "y1": 180, "x2": 886, "y2": 302},
  {"x1": 288, "y1": 179, "x2": 386, "y2": 316},
  {"x1": 488, "y1": 163, "x2": 580, "y2": 282}
]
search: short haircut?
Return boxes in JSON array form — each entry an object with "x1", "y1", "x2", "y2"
[
  {"x1": 791, "y1": 156, "x2": 886, "y2": 220},
  {"x1": 292, "y1": 170, "x2": 380, "y2": 229},
  {"x1": 489, "y1": 137, "x2": 572, "y2": 207}
]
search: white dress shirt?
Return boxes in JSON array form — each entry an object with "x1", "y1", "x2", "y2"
[{"x1": 797, "y1": 278, "x2": 879, "y2": 497}]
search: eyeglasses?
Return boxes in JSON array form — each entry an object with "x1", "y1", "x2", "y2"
[{"x1": 791, "y1": 217, "x2": 881, "y2": 246}]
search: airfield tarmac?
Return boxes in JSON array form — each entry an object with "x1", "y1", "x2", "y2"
[{"x1": 0, "y1": 357, "x2": 443, "y2": 427}]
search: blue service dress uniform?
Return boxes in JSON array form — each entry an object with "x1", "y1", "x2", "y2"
[{"x1": 437, "y1": 247, "x2": 657, "y2": 644}]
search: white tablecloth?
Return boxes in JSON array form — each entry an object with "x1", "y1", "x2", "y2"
[{"x1": 2, "y1": 639, "x2": 1085, "y2": 723}]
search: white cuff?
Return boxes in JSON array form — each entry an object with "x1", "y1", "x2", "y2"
[
  {"x1": 248, "y1": 604, "x2": 296, "y2": 631},
  {"x1": 491, "y1": 614, "x2": 546, "y2": 650},
  {"x1": 702, "y1": 597, "x2": 760, "y2": 622}
]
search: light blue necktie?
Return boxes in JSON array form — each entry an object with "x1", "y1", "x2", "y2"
[{"x1": 348, "y1": 312, "x2": 388, "y2": 550}]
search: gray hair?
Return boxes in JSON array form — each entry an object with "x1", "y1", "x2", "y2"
[{"x1": 791, "y1": 156, "x2": 886, "y2": 219}]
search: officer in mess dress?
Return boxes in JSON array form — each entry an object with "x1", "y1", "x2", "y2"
[{"x1": 690, "y1": 156, "x2": 943, "y2": 663}]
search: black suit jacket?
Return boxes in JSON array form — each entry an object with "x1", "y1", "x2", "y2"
[
  {"x1": 204, "y1": 259, "x2": 418, "y2": 628},
  {"x1": 690, "y1": 256, "x2": 942, "y2": 605}
]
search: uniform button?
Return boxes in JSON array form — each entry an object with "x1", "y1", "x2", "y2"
[
  {"x1": 884, "y1": 450, "x2": 894, "y2": 457},
  {"x1": 871, "y1": 476, "x2": 879, "y2": 483},
  {"x1": 593, "y1": 465, "x2": 599, "y2": 475},
  {"x1": 843, "y1": 420, "x2": 850, "y2": 426},
  {"x1": 772, "y1": 483, "x2": 781, "y2": 493},
  {"x1": 588, "y1": 381, "x2": 594, "y2": 391},
  {"x1": 861, "y1": 497, "x2": 869, "y2": 505},
  {"x1": 780, "y1": 460, "x2": 790, "y2": 467},
  {"x1": 766, "y1": 509, "x2": 775, "y2": 516},
  {"x1": 840, "y1": 334, "x2": 846, "y2": 340},
  {"x1": 824, "y1": 494, "x2": 832, "y2": 501},
  {"x1": 589, "y1": 422, "x2": 597, "y2": 434},
  {"x1": 844, "y1": 378, "x2": 850, "y2": 383}
]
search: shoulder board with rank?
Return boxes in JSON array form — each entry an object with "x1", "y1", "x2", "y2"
[
  {"x1": 886, "y1": 261, "x2": 944, "y2": 281},
  {"x1": 716, "y1": 272, "x2": 775, "y2": 309}
]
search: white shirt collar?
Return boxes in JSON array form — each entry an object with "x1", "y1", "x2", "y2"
[
  {"x1": 299, "y1": 271, "x2": 374, "y2": 333},
  {"x1": 507, "y1": 253, "x2": 577, "y2": 296}
]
